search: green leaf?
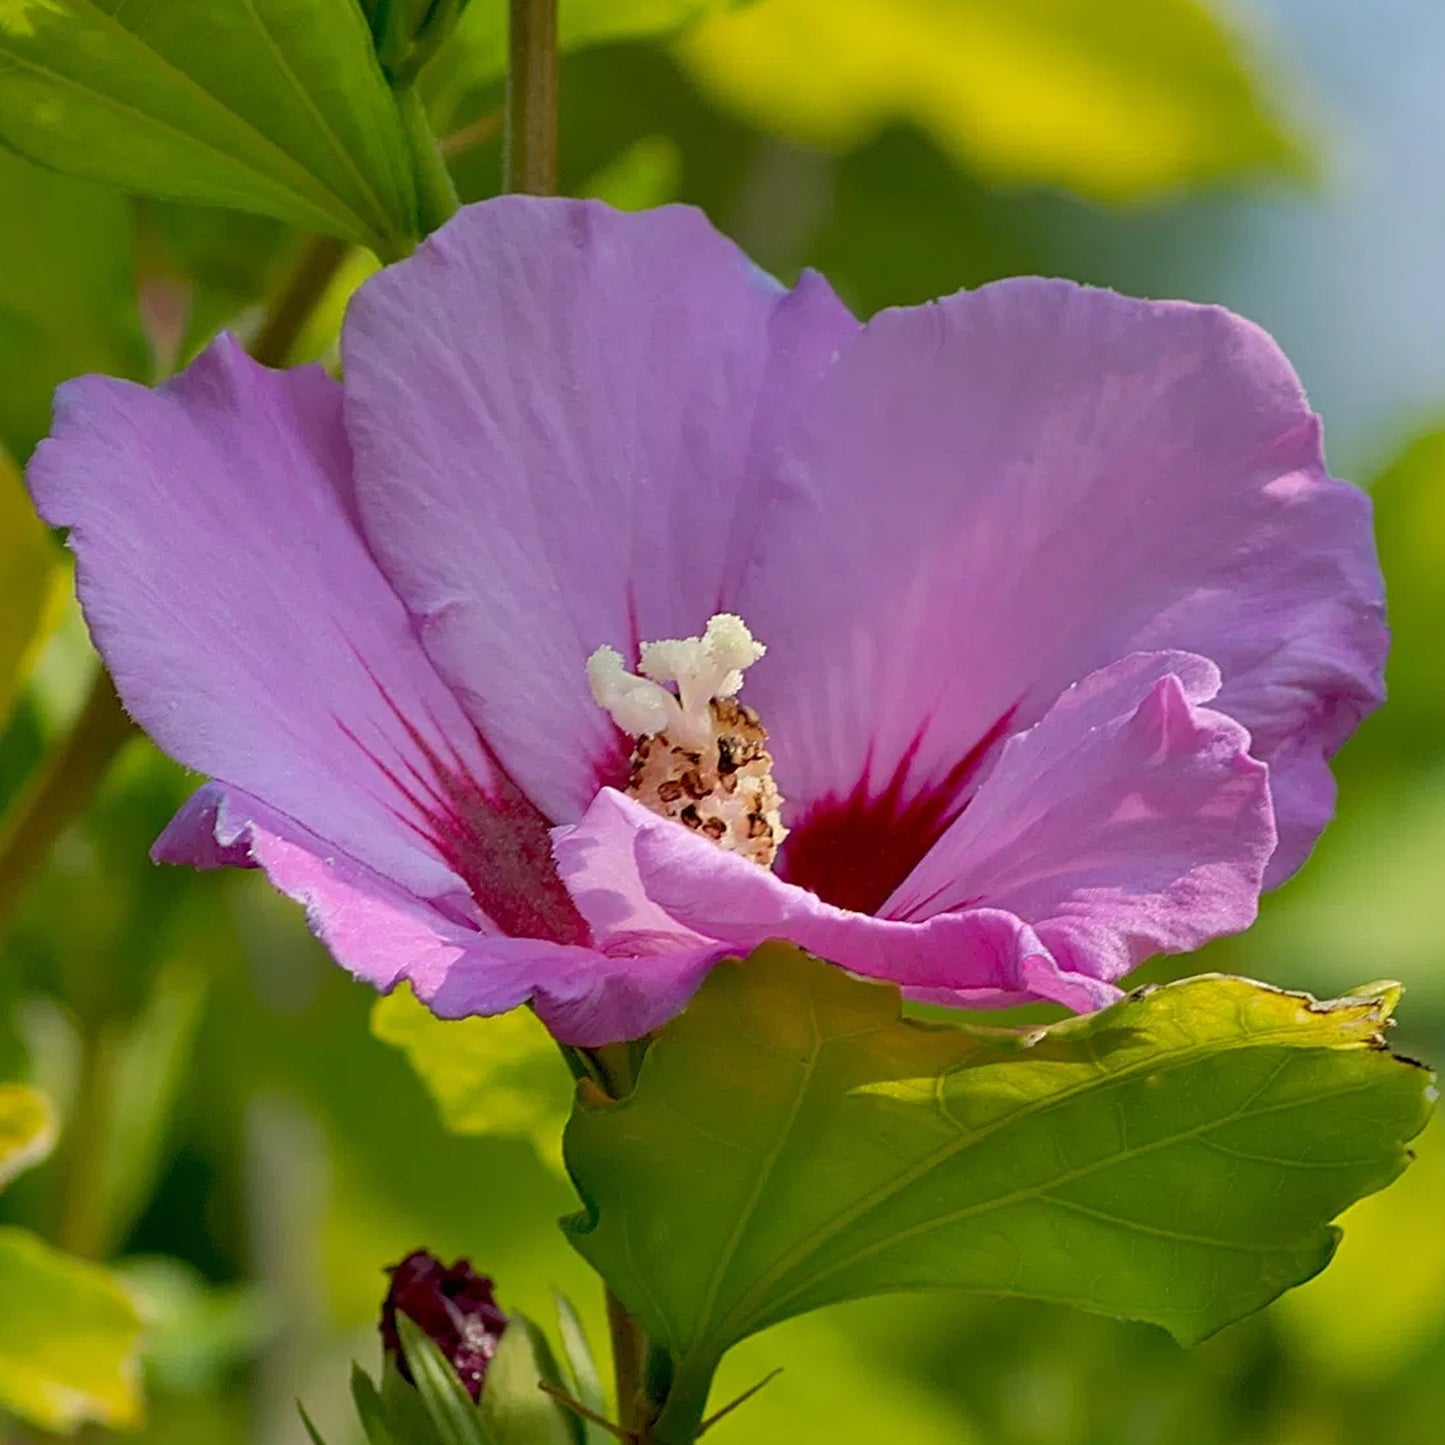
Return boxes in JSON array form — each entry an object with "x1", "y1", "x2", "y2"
[
  {"x1": 396, "y1": 1311, "x2": 499, "y2": 1445},
  {"x1": 0, "y1": 1225, "x2": 144, "y2": 1430},
  {"x1": 0, "y1": 1081, "x2": 55, "y2": 1190},
  {"x1": 372, "y1": 986, "x2": 571, "y2": 1169},
  {"x1": 350, "y1": 1362, "x2": 405, "y2": 1445},
  {"x1": 0, "y1": 0, "x2": 420, "y2": 253},
  {"x1": 0, "y1": 146, "x2": 148, "y2": 461},
  {"x1": 673, "y1": 0, "x2": 1311, "y2": 200},
  {"x1": 554, "y1": 1293, "x2": 610, "y2": 1445},
  {"x1": 299, "y1": 1401, "x2": 336, "y2": 1445},
  {"x1": 564, "y1": 946, "x2": 1434, "y2": 1437},
  {"x1": 478, "y1": 1313, "x2": 580, "y2": 1445}
]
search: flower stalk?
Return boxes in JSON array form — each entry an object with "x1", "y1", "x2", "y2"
[
  {"x1": 504, "y1": 8, "x2": 659, "y2": 1412},
  {"x1": 606, "y1": 1286, "x2": 651, "y2": 1436},
  {"x1": 505, "y1": 0, "x2": 559, "y2": 195},
  {"x1": 249, "y1": 234, "x2": 351, "y2": 368},
  {"x1": 0, "y1": 670, "x2": 132, "y2": 936}
]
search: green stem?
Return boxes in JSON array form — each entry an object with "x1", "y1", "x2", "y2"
[
  {"x1": 0, "y1": 670, "x2": 133, "y2": 938},
  {"x1": 397, "y1": 85, "x2": 461, "y2": 236},
  {"x1": 504, "y1": 0, "x2": 559, "y2": 195},
  {"x1": 607, "y1": 1286, "x2": 651, "y2": 1436},
  {"x1": 248, "y1": 233, "x2": 351, "y2": 368},
  {"x1": 648, "y1": 1355, "x2": 719, "y2": 1445}
]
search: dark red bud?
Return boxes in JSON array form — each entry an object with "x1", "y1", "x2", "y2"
[{"x1": 380, "y1": 1250, "x2": 509, "y2": 1400}]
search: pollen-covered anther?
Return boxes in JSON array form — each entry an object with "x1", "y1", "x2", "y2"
[{"x1": 587, "y1": 614, "x2": 786, "y2": 869}]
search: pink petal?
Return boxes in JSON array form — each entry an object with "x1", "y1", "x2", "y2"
[
  {"x1": 738, "y1": 279, "x2": 1383, "y2": 905},
  {"x1": 552, "y1": 787, "x2": 721, "y2": 957},
  {"x1": 158, "y1": 784, "x2": 577, "y2": 1009},
  {"x1": 885, "y1": 652, "x2": 1275, "y2": 986},
  {"x1": 164, "y1": 783, "x2": 709, "y2": 1045},
  {"x1": 430, "y1": 943, "x2": 722, "y2": 1049},
  {"x1": 341, "y1": 197, "x2": 858, "y2": 824},
  {"x1": 561, "y1": 788, "x2": 1116, "y2": 1008},
  {"x1": 28, "y1": 338, "x2": 584, "y2": 947},
  {"x1": 567, "y1": 649, "x2": 1270, "y2": 1011}
]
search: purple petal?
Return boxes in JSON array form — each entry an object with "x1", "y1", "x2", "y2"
[
  {"x1": 164, "y1": 783, "x2": 695, "y2": 1044},
  {"x1": 552, "y1": 787, "x2": 721, "y2": 957},
  {"x1": 565, "y1": 788, "x2": 1118, "y2": 1008},
  {"x1": 571, "y1": 648, "x2": 1270, "y2": 1010},
  {"x1": 158, "y1": 784, "x2": 581, "y2": 1010},
  {"x1": 739, "y1": 278, "x2": 1384, "y2": 902},
  {"x1": 885, "y1": 652, "x2": 1275, "y2": 986},
  {"x1": 426, "y1": 927, "x2": 722, "y2": 1048},
  {"x1": 341, "y1": 197, "x2": 858, "y2": 824},
  {"x1": 28, "y1": 338, "x2": 585, "y2": 947}
]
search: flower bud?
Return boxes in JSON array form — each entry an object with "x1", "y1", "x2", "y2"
[{"x1": 379, "y1": 1250, "x2": 509, "y2": 1400}]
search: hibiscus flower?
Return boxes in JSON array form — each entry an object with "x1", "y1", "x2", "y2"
[{"x1": 27, "y1": 199, "x2": 1385, "y2": 1045}]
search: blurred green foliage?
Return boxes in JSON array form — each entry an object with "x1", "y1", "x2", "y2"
[
  {"x1": 0, "y1": 147, "x2": 147, "y2": 461},
  {"x1": 674, "y1": 0, "x2": 1311, "y2": 199},
  {"x1": 0, "y1": 1084, "x2": 144, "y2": 1431},
  {"x1": 0, "y1": 1, "x2": 1442, "y2": 1443}
]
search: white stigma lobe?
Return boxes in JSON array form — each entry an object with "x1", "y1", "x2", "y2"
[{"x1": 586, "y1": 614, "x2": 785, "y2": 868}]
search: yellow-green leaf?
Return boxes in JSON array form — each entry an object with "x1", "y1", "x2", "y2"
[
  {"x1": 0, "y1": 1226, "x2": 145, "y2": 1431},
  {"x1": 371, "y1": 986, "x2": 571, "y2": 1169},
  {"x1": 0, "y1": 1083, "x2": 55, "y2": 1190},
  {"x1": 675, "y1": 0, "x2": 1310, "y2": 200}
]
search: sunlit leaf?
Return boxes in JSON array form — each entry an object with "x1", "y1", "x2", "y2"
[
  {"x1": 675, "y1": 0, "x2": 1310, "y2": 200},
  {"x1": 0, "y1": 1226, "x2": 144, "y2": 1430},
  {"x1": 565, "y1": 946, "x2": 1433, "y2": 1436},
  {"x1": 0, "y1": 1081, "x2": 54, "y2": 1189},
  {"x1": 372, "y1": 986, "x2": 571, "y2": 1169},
  {"x1": 0, "y1": 0, "x2": 420, "y2": 253}
]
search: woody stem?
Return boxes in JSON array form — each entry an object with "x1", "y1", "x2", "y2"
[{"x1": 504, "y1": 0, "x2": 558, "y2": 195}]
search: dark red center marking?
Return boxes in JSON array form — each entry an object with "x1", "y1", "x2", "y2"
[
  {"x1": 778, "y1": 707, "x2": 1017, "y2": 917},
  {"x1": 342, "y1": 673, "x2": 590, "y2": 947}
]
